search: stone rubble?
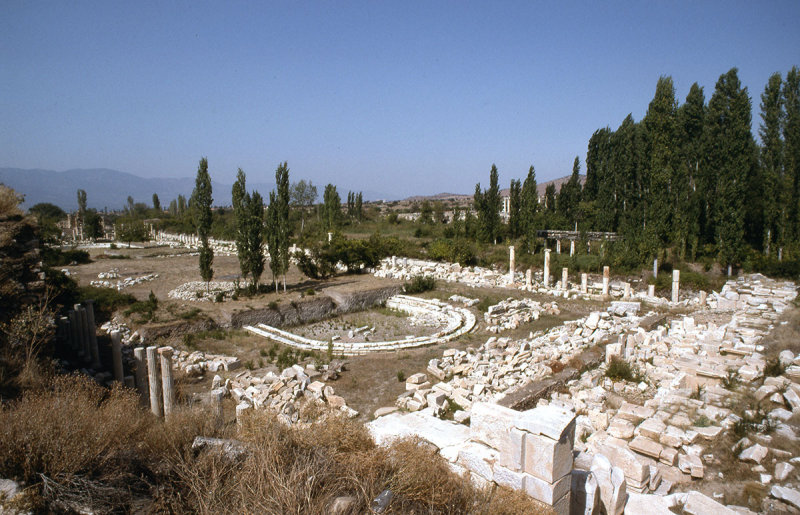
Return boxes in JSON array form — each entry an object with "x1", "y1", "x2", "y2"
[
  {"x1": 483, "y1": 297, "x2": 560, "y2": 333},
  {"x1": 167, "y1": 281, "x2": 238, "y2": 301},
  {"x1": 91, "y1": 269, "x2": 159, "y2": 290},
  {"x1": 370, "y1": 273, "x2": 799, "y2": 513}
]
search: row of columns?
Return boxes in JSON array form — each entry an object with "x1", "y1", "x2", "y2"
[
  {"x1": 509, "y1": 247, "x2": 692, "y2": 304},
  {"x1": 134, "y1": 346, "x2": 175, "y2": 417},
  {"x1": 57, "y1": 300, "x2": 101, "y2": 369}
]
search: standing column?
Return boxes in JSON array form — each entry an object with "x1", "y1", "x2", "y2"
[
  {"x1": 110, "y1": 330, "x2": 124, "y2": 382},
  {"x1": 570, "y1": 240, "x2": 575, "y2": 257},
  {"x1": 84, "y1": 300, "x2": 101, "y2": 369},
  {"x1": 623, "y1": 283, "x2": 631, "y2": 299},
  {"x1": 146, "y1": 346, "x2": 163, "y2": 417},
  {"x1": 653, "y1": 258, "x2": 658, "y2": 278},
  {"x1": 133, "y1": 347, "x2": 149, "y2": 405},
  {"x1": 581, "y1": 273, "x2": 588, "y2": 293},
  {"x1": 525, "y1": 269, "x2": 532, "y2": 289},
  {"x1": 602, "y1": 266, "x2": 610, "y2": 296},
  {"x1": 508, "y1": 245, "x2": 515, "y2": 283},
  {"x1": 556, "y1": 240, "x2": 561, "y2": 254},
  {"x1": 76, "y1": 305, "x2": 91, "y2": 363},
  {"x1": 562, "y1": 267, "x2": 569, "y2": 290},
  {"x1": 671, "y1": 270, "x2": 680, "y2": 303},
  {"x1": 699, "y1": 291, "x2": 707, "y2": 307},
  {"x1": 648, "y1": 285, "x2": 656, "y2": 297},
  {"x1": 391, "y1": 255, "x2": 397, "y2": 267},
  {"x1": 68, "y1": 310, "x2": 79, "y2": 353},
  {"x1": 160, "y1": 347, "x2": 175, "y2": 417},
  {"x1": 543, "y1": 249, "x2": 551, "y2": 288},
  {"x1": 328, "y1": 232, "x2": 333, "y2": 242}
]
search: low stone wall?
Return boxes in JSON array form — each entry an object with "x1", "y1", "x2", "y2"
[{"x1": 230, "y1": 285, "x2": 401, "y2": 329}]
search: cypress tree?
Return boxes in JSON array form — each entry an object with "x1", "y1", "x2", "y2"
[
  {"x1": 474, "y1": 164, "x2": 502, "y2": 244},
  {"x1": 275, "y1": 162, "x2": 291, "y2": 291},
  {"x1": 245, "y1": 190, "x2": 265, "y2": 288},
  {"x1": 323, "y1": 184, "x2": 341, "y2": 231}
]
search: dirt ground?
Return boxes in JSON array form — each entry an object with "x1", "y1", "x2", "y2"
[{"x1": 64, "y1": 243, "x2": 612, "y2": 420}]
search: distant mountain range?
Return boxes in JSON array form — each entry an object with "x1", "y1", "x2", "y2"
[
  {"x1": 404, "y1": 174, "x2": 585, "y2": 202},
  {"x1": 0, "y1": 167, "x2": 584, "y2": 211}
]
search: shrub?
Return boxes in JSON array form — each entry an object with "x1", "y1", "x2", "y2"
[
  {"x1": 40, "y1": 247, "x2": 91, "y2": 267},
  {"x1": 403, "y1": 275, "x2": 435, "y2": 294},
  {"x1": 605, "y1": 356, "x2": 643, "y2": 382},
  {"x1": 764, "y1": 358, "x2": 785, "y2": 377},
  {"x1": 79, "y1": 286, "x2": 136, "y2": 323},
  {"x1": 396, "y1": 370, "x2": 405, "y2": 382}
]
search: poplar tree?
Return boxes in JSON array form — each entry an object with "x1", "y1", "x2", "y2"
[
  {"x1": 784, "y1": 67, "x2": 800, "y2": 249},
  {"x1": 678, "y1": 83, "x2": 706, "y2": 258},
  {"x1": 474, "y1": 164, "x2": 502, "y2": 244},
  {"x1": 759, "y1": 73, "x2": 785, "y2": 255},
  {"x1": 519, "y1": 165, "x2": 539, "y2": 242},
  {"x1": 232, "y1": 168, "x2": 249, "y2": 282},
  {"x1": 643, "y1": 76, "x2": 679, "y2": 257},
  {"x1": 270, "y1": 162, "x2": 291, "y2": 292},
  {"x1": 323, "y1": 184, "x2": 341, "y2": 231},
  {"x1": 193, "y1": 157, "x2": 214, "y2": 291},
  {"x1": 355, "y1": 192, "x2": 363, "y2": 222},
  {"x1": 245, "y1": 190, "x2": 265, "y2": 288},
  {"x1": 152, "y1": 193, "x2": 161, "y2": 213},
  {"x1": 706, "y1": 69, "x2": 753, "y2": 268},
  {"x1": 508, "y1": 179, "x2": 522, "y2": 239}
]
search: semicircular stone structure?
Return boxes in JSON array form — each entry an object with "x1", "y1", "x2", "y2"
[{"x1": 244, "y1": 295, "x2": 477, "y2": 355}]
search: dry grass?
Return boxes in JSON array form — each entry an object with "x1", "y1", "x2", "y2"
[{"x1": 0, "y1": 374, "x2": 550, "y2": 514}]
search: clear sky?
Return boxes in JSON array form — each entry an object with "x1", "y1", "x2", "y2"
[{"x1": 2, "y1": 1, "x2": 799, "y2": 199}]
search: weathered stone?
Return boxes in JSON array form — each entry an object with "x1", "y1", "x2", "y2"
[
  {"x1": 629, "y1": 436, "x2": 663, "y2": 459},
  {"x1": 678, "y1": 454, "x2": 704, "y2": 478},
  {"x1": 637, "y1": 417, "x2": 666, "y2": 440},
  {"x1": 607, "y1": 418, "x2": 635, "y2": 439},
  {"x1": 775, "y1": 462, "x2": 795, "y2": 481},
  {"x1": 683, "y1": 491, "x2": 738, "y2": 515},
  {"x1": 771, "y1": 485, "x2": 800, "y2": 509},
  {"x1": 514, "y1": 404, "x2": 576, "y2": 440},
  {"x1": 470, "y1": 402, "x2": 518, "y2": 455},
  {"x1": 523, "y1": 431, "x2": 573, "y2": 483},
  {"x1": 522, "y1": 470, "x2": 571, "y2": 505},
  {"x1": 739, "y1": 443, "x2": 768, "y2": 464}
]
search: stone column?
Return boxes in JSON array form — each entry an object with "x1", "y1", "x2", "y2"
[
  {"x1": 525, "y1": 269, "x2": 532, "y2": 289},
  {"x1": 727, "y1": 264, "x2": 733, "y2": 277},
  {"x1": 146, "y1": 346, "x2": 163, "y2": 417},
  {"x1": 602, "y1": 266, "x2": 609, "y2": 296},
  {"x1": 648, "y1": 284, "x2": 655, "y2": 297},
  {"x1": 562, "y1": 267, "x2": 569, "y2": 290},
  {"x1": 160, "y1": 347, "x2": 175, "y2": 417},
  {"x1": 570, "y1": 240, "x2": 575, "y2": 257},
  {"x1": 58, "y1": 316, "x2": 69, "y2": 350},
  {"x1": 699, "y1": 290, "x2": 707, "y2": 308},
  {"x1": 110, "y1": 330, "x2": 124, "y2": 382},
  {"x1": 543, "y1": 249, "x2": 551, "y2": 288},
  {"x1": 556, "y1": 240, "x2": 561, "y2": 254},
  {"x1": 77, "y1": 305, "x2": 91, "y2": 363},
  {"x1": 623, "y1": 282, "x2": 631, "y2": 299},
  {"x1": 671, "y1": 270, "x2": 680, "y2": 303},
  {"x1": 581, "y1": 273, "x2": 588, "y2": 293},
  {"x1": 84, "y1": 300, "x2": 101, "y2": 369},
  {"x1": 68, "y1": 310, "x2": 79, "y2": 353},
  {"x1": 653, "y1": 258, "x2": 658, "y2": 278},
  {"x1": 391, "y1": 255, "x2": 397, "y2": 267},
  {"x1": 328, "y1": 232, "x2": 333, "y2": 242},
  {"x1": 133, "y1": 347, "x2": 148, "y2": 405},
  {"x1": 211, "y1": 388, "x2": 225, "y2": 424},
  {"x1": 508, "y1": 245, "x2": 515, "y2": 283}
]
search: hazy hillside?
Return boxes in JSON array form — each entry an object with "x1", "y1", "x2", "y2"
[{"x1": 404, "y1": 175, "x2": 585, "y2": 203}]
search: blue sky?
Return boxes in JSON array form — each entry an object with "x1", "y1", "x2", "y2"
[{"x1": 2, "y1": 1, "x2": 799, "y2": 199}]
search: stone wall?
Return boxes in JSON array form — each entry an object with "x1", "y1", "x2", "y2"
[{"x1": 230, "y1": 285, "x2": 401, "y2": 328}]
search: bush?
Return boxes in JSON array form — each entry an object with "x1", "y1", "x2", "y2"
[
  {"x1": 605, "y1": 356, "x2": 643, "y2": 382},
  {"x1": 404, "y1": 275, "x2": 435, "y2": 294},
  {"x1": 78, "y1": 286, "x2": 136, "y2": 323},
  {"x1": 40, "y1": 247, "x2": 91, "y2": 267},
  {"x1": 397, "y1": 370, "x2": 405, "y2": 382},
  {"x1": 764, "y1": 358, "x2": 786, "y2": 377}
]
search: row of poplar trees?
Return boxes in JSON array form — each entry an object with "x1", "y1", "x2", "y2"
[{"x1": 192, "y1": 158, "x2": 293, "y2": 292}]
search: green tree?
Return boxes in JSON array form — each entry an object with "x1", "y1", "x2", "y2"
[
  {"x1": 76, "y1": 189, "x2": 86, "y2": 215},
  {"x1": 642, "y1": 76, "x2": 679, "y2": 257},
  {"x1": 152, "y1": 193, "x2": 161, "y2": 213},
  {"x1": 232, "y1": 168, "x2": 249, "y2": 283},
  {"x1": 322, "y1": 184, "x2": 341, "y2": 231},
  {"x1": 544, "y1": 183, "x2": 556, "y2": 213},
  {"x1": 785, "y1": 67, "x2": 800, "y2": 250},
  {"x1": 245, "y1": 190, "x2": 265, "y2": 287},
  {"x1": 290, "y1": 179, "x2": 318, "y2": 233},
  {"x1": 193, "y1": 157, "x2": 214, "y2": 290},
  {"x1": 557, "y1": 156, "x2": 583, "y2": 227},
  {"x1": 678, "y1": 83, "x2": 706, "y2": 258},
  {"x1": 275, "y1": 162, "x2": 291, "y2": 291},
  {"x1": 520, "y1": 165, "x2": 539, "y2": 243},
  {"x1": 706, "y1": 69, "x2": 754, "y2": 268},
  {"x1": 355, "y1": 192, "x2": 363, "y2": 222},
  {"x1": 759, "y1": 72, "x2": 785, "y2": 255},
  {"x1": 474, "y1": 164, "x2": 502, "y2": 243},
  {"x1": 508, "y1": 179, "x2": 522, "y2": 239}
]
